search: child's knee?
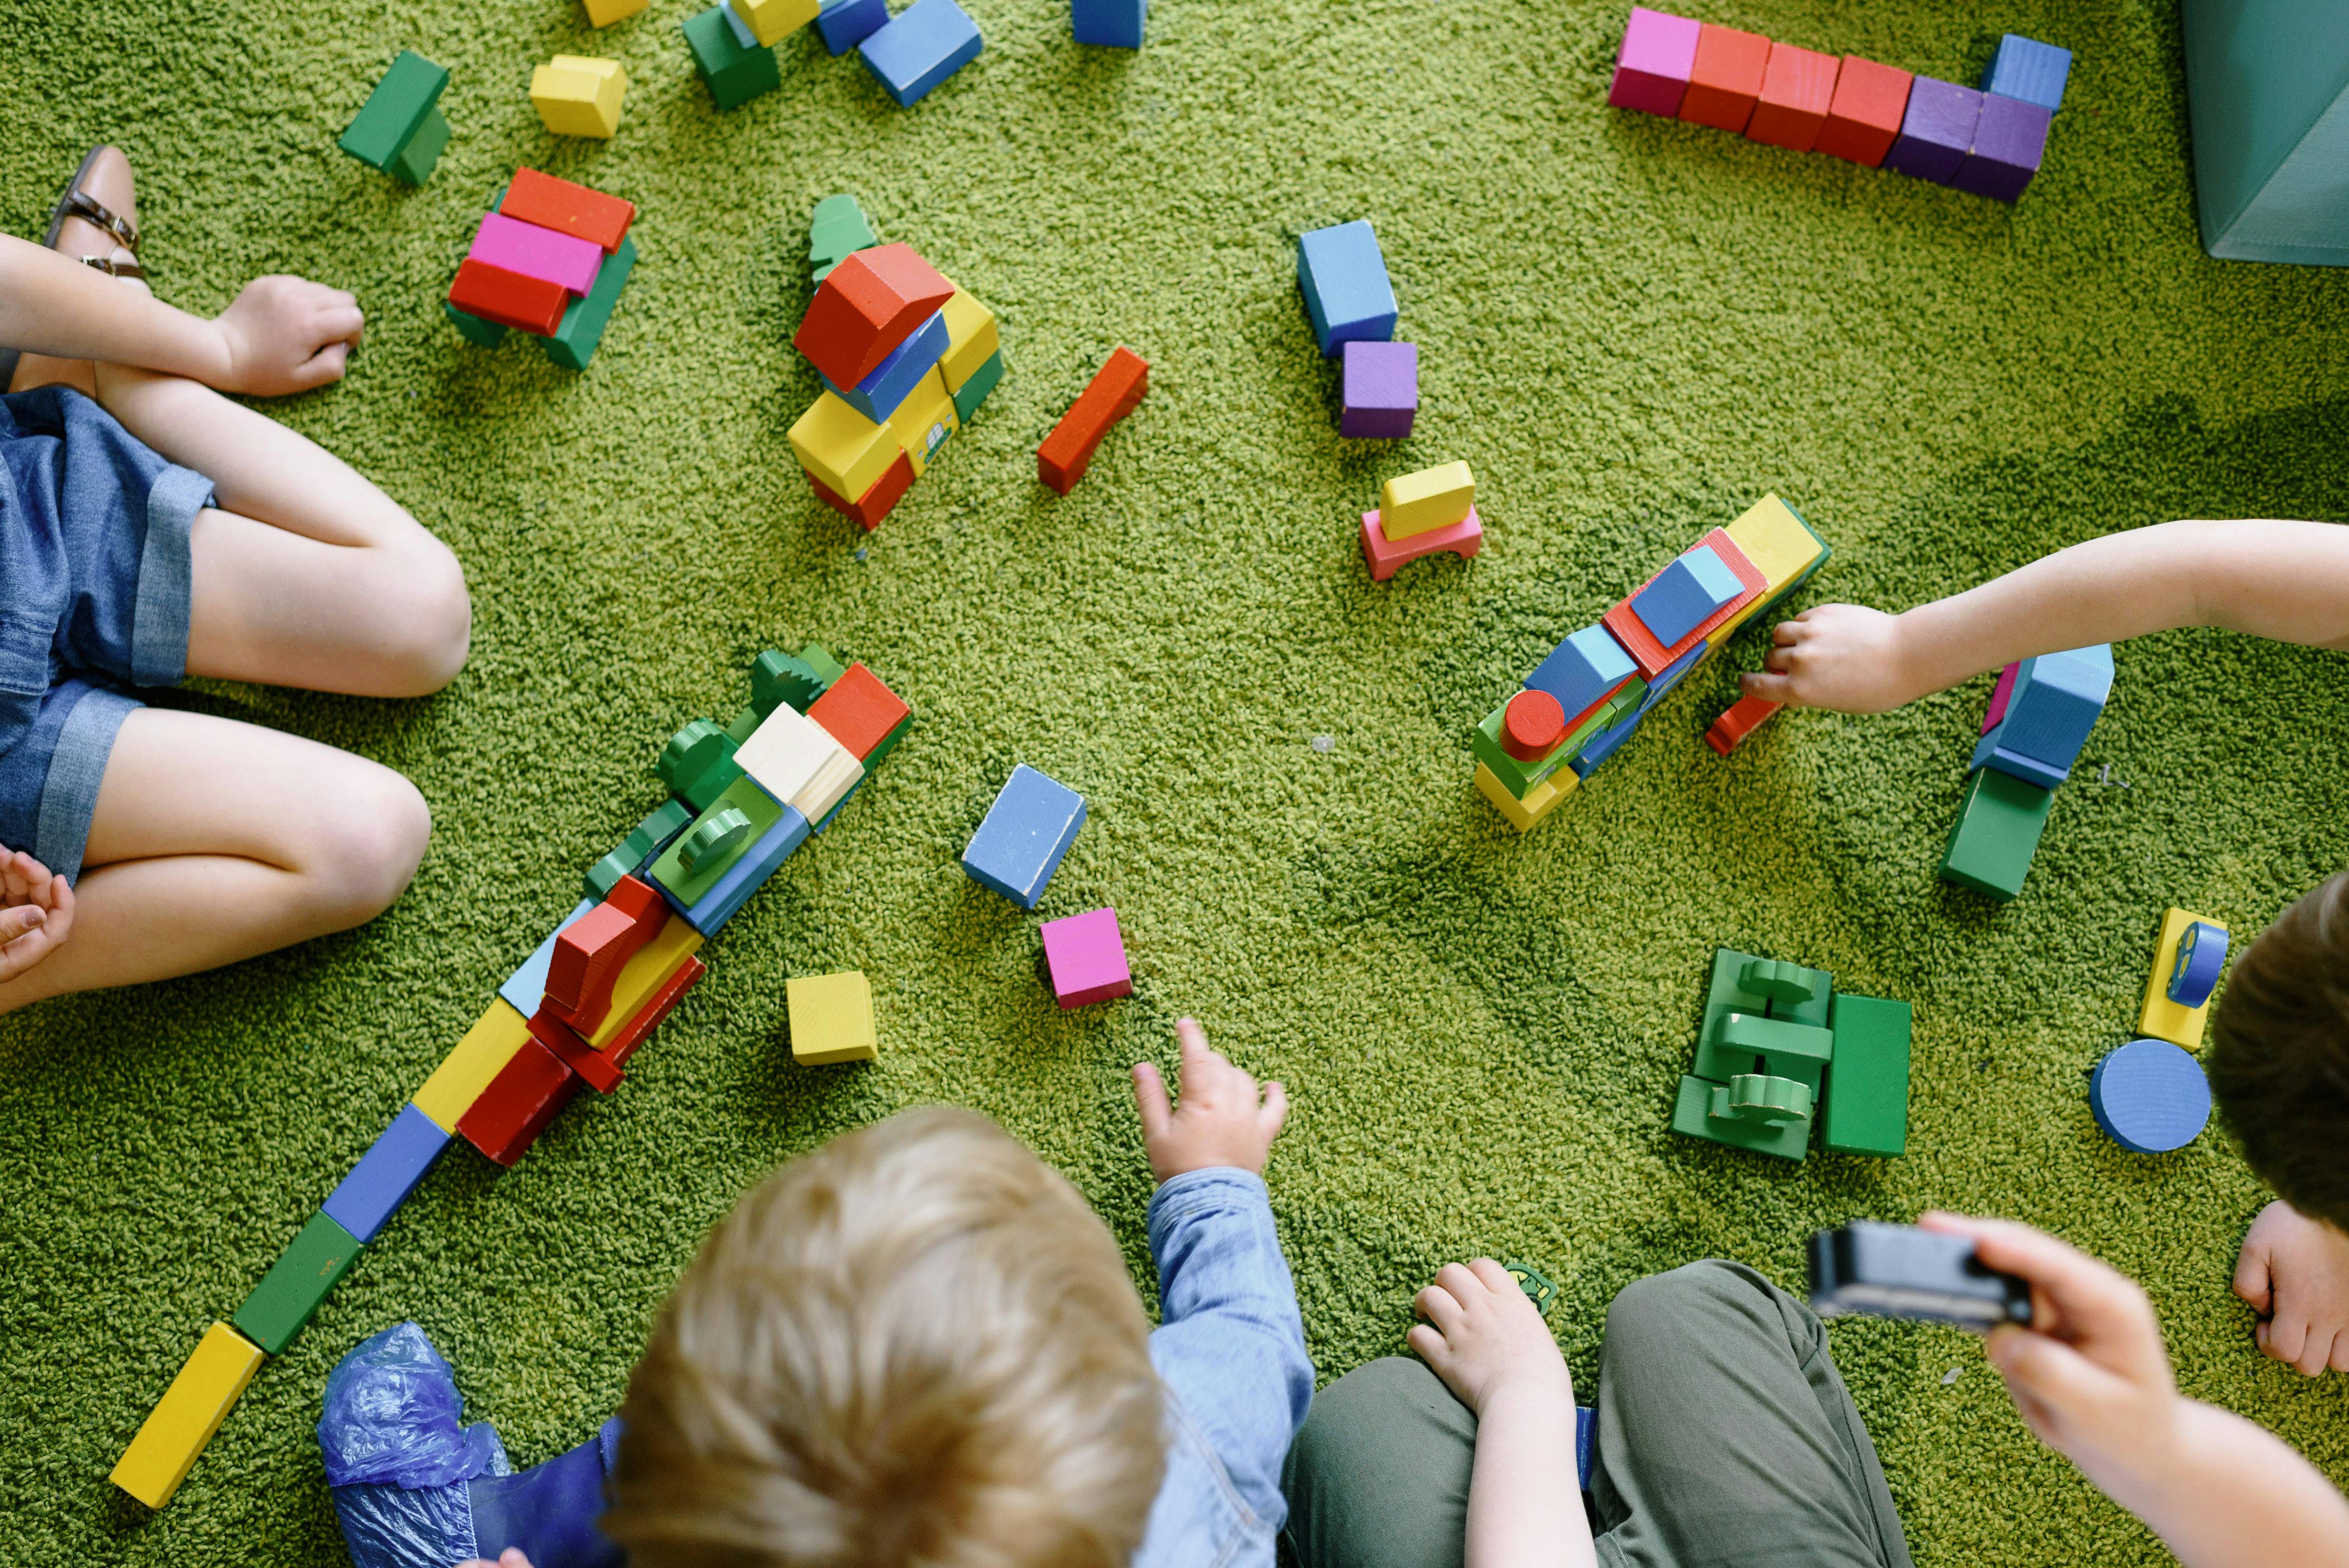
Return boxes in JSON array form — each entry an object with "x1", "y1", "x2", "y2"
[
  {"x1": 378, "y1": 542, "x2": 471, "y2": 696},
  {"x1": 300, "y1": 764, "x2": 430, "y2": 927}
]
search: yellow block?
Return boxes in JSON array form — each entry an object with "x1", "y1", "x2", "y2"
[
  {"x1": 1710, "y1": 495, "x2": 1827, "y2": 644},
  {"x1": 584, "y1": 0, "x2": 648, "y2": 24},
  {"x1": 788, "y1": 971, "x2": 878, "y2": 1064},
  {"x1": 413, "y1": 1000, "x2": 532, "y2": 1133},
  {"x1": 1380, "y1": 462, "x2": 1476, "y2": 540},
  {"x1": 730, "y1": 0, "x2": 818, "y2": 45},
  {"x1": 2139, "y1": 906, "x2": 2227, "y2": 1050},
  {"x1": 110, "y1": 1322, "x2": 265, "y2": 1509},
  {"x1": 790, "y1": 392, "x2": 898, "y2": 500},
  {"x1": 1474, "y1": 760, "x2": 1576, "y2": 833},
  {"x1": 530, "y1": 56, "x2": 626, "y2": 139},
  {"x1": 886, "y1": 365, "x2": 959, "y2": 478},
  {"x1": 937, "y1": 286, "x2": 1001, "y2": 393},
  {"x1": 588, "y1": 919, "x2": 707, "y2": 1050}
]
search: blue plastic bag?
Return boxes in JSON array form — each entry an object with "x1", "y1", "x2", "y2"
[{"x1": 319, "y1": 1321, "x2": 510, "y2": 1488}]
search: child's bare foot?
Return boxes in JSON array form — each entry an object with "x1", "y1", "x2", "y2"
[{"x1": 9, "y1": 145, "x2": 144, "y2": 396}]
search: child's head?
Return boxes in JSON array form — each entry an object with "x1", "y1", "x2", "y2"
[
  {"x1": 2209, "y1": 873, "x2": 2349, "y2": 1233},
  {"x1": 602, "y1": 1106, "x2": 1166, "y2": 1568}
]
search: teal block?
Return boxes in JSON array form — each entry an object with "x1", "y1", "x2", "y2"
[
  {"x1": 386, "y1": 106, "x2": 449, "y2": 185},
  {"x1": 542, "y1": 235, "x2": 637, "y2": 371},
  {"x1": 684, "y1": 4, "x2": 782, "y2": 109},
  {"x1": 444, "y1": 300, "x2": 508, "y2": 349},
  {"x1": 2185, "y1": 0, "x2": 2349, "y2": 264},
  {"x1": 339, "y1": 49, "x2": 448, "y2": 170},
  {"x1": 950, "y1": 348, "x2": 1004, "y2": 423}
]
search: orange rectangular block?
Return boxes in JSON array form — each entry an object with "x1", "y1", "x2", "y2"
[
  {"x1": 1746, "y1": 42, "x2": 1839, "y2": 152},
  {"x1": 529, "y1": 1005, "x2": 624, "y2": 1093},
  {"x1": 448, "y1": 258, "x2": 568, "y2": 335},
  {"x1": 1815, "y1": 56, "x2": 1913, "y2": 167},
  {"x1": 806, "y1": 663, "x2": 909, "y2": 762},
  {"x1": 806, "y1": 451, "x2": 915, "y2": 531},
  {"x1": 1678, "y1": 23, "x2": 1770, "y2": 133},
  {"x1": 500, "y1": 167, "x2": 635, "y2": 253},
  {"x1": 607, "y1": 955, "x2": 705, "y2": 1067},
  {"x1": 1038, "y1": 347, "x2": 1149, "y2": 495},
  {"x1": 793, "y1": 244, "x2": 956, "y2": 389},
  {"x1": 1601, "y1": 528, "x2": 1767, "y2": 679},
  {"x1": 1705, "y1": 693, "x2": 1784, "y2": 755}
]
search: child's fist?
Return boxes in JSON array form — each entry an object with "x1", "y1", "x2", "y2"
[
  {"x1": 2234, "y1": 1201, "x2": 2349, "y2": 1376},
  {"x1": 1408, "y1": 1258, "x2": 1573, "y2": 1419},
  {"x1": 1742, "y1": 604, "x2": 1918, "y2": 713},
  {"x1": 214, "y1": 275, "x2": 365, "y2": 396},
  {"x1": 0, "y1": 848, "x2": 73, "y2": 984},
  {"x1": 1130, "y1": 1018, "x2": 1287, "y2": 1183}
]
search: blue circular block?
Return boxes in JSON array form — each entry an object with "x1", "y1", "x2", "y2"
[
  {"x1": 2167, "y1": 921, "x2": 2229, "y2": 1008},
  {"x1": 2089, "y1": 1039, "x2": 2212, "y2": 1154}
]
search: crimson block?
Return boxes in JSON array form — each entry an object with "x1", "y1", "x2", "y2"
[
  {"x1": 1038, "y1": 347, "x2": 1148, "y2": 494},
  {"x1": 458, "y1": 1036, "x2": 579, "y2": 1167},
  {"x1": 541, "y1": 876, "x2": 666, "y2": 1034},
  {"x1": 793, "y1": 244, "x2": 956, "y2": 388},
  {"x1": 1705, "y1": 693, "x2": 1783, "y2": 756},
  {"x1": 1502, "y1": 689, "x2": 1566, "y2": 761},
  {"x1": 1746, "y1": 42, "x2": 1839, "y2": 152},
  {"x1": 448, "y1": 259, "x2": 569, "y2": 336},
  {"x1": 805, "y1": 663, "x2": 910, "y2": 762},
  {"x1": 807, "y1": 451, "x2": 916, "y2": 531},
  {"x1": 1679, "y1": 23, "x2": 1770, "y2": 134},
  {"x1": 500, "y1": 167, "x2": 636, "y2": 253},
  {"x1": 1815, "y1": 56, "x2": 1913, "y2": 167}
]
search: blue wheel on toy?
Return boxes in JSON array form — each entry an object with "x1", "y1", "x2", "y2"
[{"x1": 2089, "y1": 1038, "x2": 2211, "y2": 1154}]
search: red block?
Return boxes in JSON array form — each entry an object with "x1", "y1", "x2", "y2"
[
  {"x1": 458, "y1": 1036, "x2": 579, "y2": 1168},
  {"x1": 793, "y1": 244, "x2": 956, "y2": 389},
  {"x1": 806, "y1": 452, "x2": 915, "y2": 531},
  {"x1": 542, "y1": 876, "x2": 667, "y2": 1034},
  {"x1": 1815, "y1": 56, "x2": 1913, "y2": 167},
  {"x1": 1601, "y1": 529, "x2": 1768, "y2": 679},
  {"x1": 806, "y1": 663, "x2": 911, "y2": 762},
  {"x1": 448, "y1": 258, "x2": 568, "y2": 336},
  {"x1": 607, "y1": 955, "x2": 705, "y2": 1069},
  {"x1": 1038, "y1": 347, "x2": 1149, "y2": 495},
  {"x1": 1502, "y1": 690, "x2": 1566, "y2": 761},
  {"x1": 529, "y1": 1006, "x2": 625, "y2": 1094},
  {"x1": 1746, "y1": 42, "x2": 1839, "y2": 152},
  {"x1": 1705, "y1": 693, "x2": 1784, "y2": 756},
  {"x1": 1678, "y1": 23, "x2": 1771, "y2": 133},
  {"x1": 500, "y1": 167, "x2": 636, "y2": 253}
]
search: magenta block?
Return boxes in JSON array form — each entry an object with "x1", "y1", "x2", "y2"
[
  {"x1": 1609, "y1": 7, "x2": 1700, "y2": 117},
  {"x1": 468, "y1": 212, "x2": 603, "y2": 296},
  {"x1": 1950, "y1": 93, "x2": 2050, "y2": 202},
  {"x1": 1040, "y1": 907, "x2": 1133, "y2": 1008},
  {"x1": 1340, "y1": 341, "x2": 1417, "y2": 439},
  {"x1": 1982, "y1": 662, "x2": 2019, "y2": 734}
]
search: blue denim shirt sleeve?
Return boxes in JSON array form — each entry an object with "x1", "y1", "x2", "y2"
[{"x1": 1144, "y1": 1168, "x2": 1315, "y2": 1531}]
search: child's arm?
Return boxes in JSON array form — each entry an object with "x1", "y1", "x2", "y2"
[
  {"x1": 1409, "y1": 1259, "x2": 1600, "y2": 1568},
  {"x1": 0, "y1": 849, "x2": 73, "y2": 983},
  {"x1": 0, "y1": 233, "x2": 363, "y2": 396},
  {"x1": 2233, "y1": 1201, "x2": 2349, "y2": 1376},
  {"x1": 1742, "y1": 520, "x2": 2349, "y2": 713},
  {"x1": 1923, "y1": 1212, "x2": 2349, "y2": 1568}
]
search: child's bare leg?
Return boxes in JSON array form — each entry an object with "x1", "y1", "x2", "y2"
[{"x1": 0, "y1": 708, "x2": 430, "y2": 1013}]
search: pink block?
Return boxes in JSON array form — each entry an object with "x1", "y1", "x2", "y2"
[
  {"x1": 1982, "y1": 661, "x2": 2020, "y2": 734},
  {"x1": 467, "y1": 212, "x2": 603, "y2": 297},
  {"x1": 1609, "y1": 6, "x2": 1701, "y2": 116},
  {"x1": 1361, "y1": 507, "x2": 1483, "y2": 582},
  {"x1": 1040, "y1": 908, "x2": 1133, "y2": 1009}
]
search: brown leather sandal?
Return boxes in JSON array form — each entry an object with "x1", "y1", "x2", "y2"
[{"x1": 44, "y1": 145, "x2": 144, "y2": 281}]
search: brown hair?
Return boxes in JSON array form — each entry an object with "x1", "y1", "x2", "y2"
[
  {"x1": 602, "y1": 1106, "x2": 1166, "y2": 1568},
  {"x1": 2208, "y1": 873, "x2": 2349, "y2": 1233}
]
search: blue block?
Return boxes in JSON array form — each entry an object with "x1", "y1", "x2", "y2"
[
  {"x1": 1982, "y1": 32, "x2": 2071, "y2": 114},
  {"x1": 1630, "y1": 545, "x2": 1742, "y2": 648},
  {"x1": 1575, "y1": 1405, "x2": 1595, "y2": 1491},
  {"x1": 1570, "y1": 702, "x2": 1644, "y2": 778},
  {"x1": 322, "y1": 1104, "x2": 452, "y2": 1245},
  {"x1": 819, "y1": 310, "x2": 950, "y2": 422},
  {"x1": 498, "y1": 899, "x2": 598, "y2": 1018},
  {"x1": 1072, "y1": 0, "x2": 1144, "y2": 46},
  {"x1": 663, "y1": 802, "x2": 810, "y2": 937},
  {"x1": 2089, "y1": 1039, "x2": 2212, "y2": 1154},
  {"x1": 860, "y1": 0, "x2": 983, "y2": 106},
  {"x1": 962, "y1": 764, "x2": 1085, "y2": 909},
  {"x1": 1296, "y1": 220, "x2": 1398, "y2": 358},
  {"x1": 1972, "y1": 643, "x2": 2112, "y2": 786},
  {"x1": 816, "y1": 0, "x2": 889, "y2": 54},
  {"x1": 2168, "y1": 920, "x2": 2230, "y2": 1007},
  {"x1": 1633, "y1": 640, "x2": 1707, "y2": 718},
  {"x1": 1525, "y1": 624, "x2": 1636, "y2": 720}
]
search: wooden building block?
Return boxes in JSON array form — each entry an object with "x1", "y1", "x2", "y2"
[
  {"x1": 607, "y1": 953, "x2": 706, "y2": 1066},
  {"x1": 734, "y1": 702, "x2": 856, "y2": 815},
  {"x1": 1822, "y1": 993, "x2": 1911, "y2": 1156},
  {"x1": 2139, "y1": 906, "x2": 2228, "y2": 1049},
  {"x1": 231, "y1": 1211, "x2": 362, "y2": 1354},
  {"x1": 2090, "y1": 1038, "x2": 2212, "y2": 1153},
  {"x1": 1982, "y1": 32, "x2": 2070, "y2": 114},
  {"x1": 659, "y1": 719, "x2": 743, "y2": 813},
  {"x1": 810, "y1": 192, "x2": 879, "y2": 266},
  {"x1": 962, "y1": 764, "x2": 1085, "y2": 908},
  {"x1": 1884, "y1": 76, "x2": 1983, "y2": 186},
  {"x1": 1720, "y1": 493, "x2": 1830, "y2": 608},
  {"x1": 414, "y1": 999, "x2": 534, "y2": 1134},
  {"x1": 816, "y1": 0, "x2": 890, "y2": 55},
  {"x1": 457, "y1": 1034, "x2": 579, "y2": 1167},
  {"x1": 1296, "y1": 219, "x2": 1398, "y2": 357},
  {"x1": 1705, "y1": 693, "x2": 1783, "y2": 755},
  {"x1": 790, "y1": 391, "x2": 899, "y2": 501},
  {"x1": 1609, "y1": 6, "x2": 1700, "y2": 117},
  {"x1": 584, "y1": 797, "x2": 693, "y2": 901},
  {"x1": 467, "y1": 211, "x2": 602, "y2": 295},
  {"x1": 820, "y1": 309, "x2": 950, "y2": 423},
  {"x1": 586, "y1": 915, "x2": 704, "y2": 1049},
  {"x1": 531, "y1": 56, "x2": 627, "y2": 139},
  {"x1": 1340, "y1": 339, "x2": 1418, "y2": 439},
  {"x1": 586, "y1": 0, "x2": 650, "y2": 25},
  {"x1": 1379, "y1": 461, "x2": 1475, "y2": 540},
  {"x1": 951, "y1": 348, "x2": 1004, "y2": 423},
  {"x1": 682, "y1": 2, "x2": 782, "y2": 109},
  {"x1": 1072, "y1": 0, "x2": 1145, "y2": 48},
  {"x1": 542, "y1": 876, "x2": 667, "y2": 1033},
  {"x1": 937, "y1": 285, "x2": 1001, "y2": 390},
  {"x1": 109, "y1": 1323, "x2": 264, "y2": 1509},
  {"x1": 541, "y1": 235, "x2": 638, "y2": 370},
  {"x1": 385, "y1": 107, "x2": 450, "y2": 185},
  {"x1": 2183, "y1": 0, "x2": 2349, "y2": 263},
  {"x1": 1950, "y1": 91, "x2": 2052, "y2": 202},
  {"x1": 650, "y1": 774, "x2": 786, "y2": 909},
  {"x1": 885, "y1": 362, "x2": 959, "y2": 476},
  {"x1": 339, "y1": 50, "x2": 449, "y2": 172},
  {"x1": 1361, "y1": 506, "x2": 1482, "y2": 580},
  {"x1": 791, "y1": 745, "x2": 866, "y2": 824},
  {"x1": 794, "y1": 243, "x2": 957, "y2": 388},
  {"x1": 321, "y1": 1103, "x2": 451, "y2": 1244},
  {"x1": 1937, "y1": 766, "x2": 2054, "y2": 901},
  {"x1": 1982, "y1": 662, "x2": 2020, "y2": 734},
  {"x1": 1628, "y1": 542, "x2": 1746, "y2": 646},
  {"x1": 1038, "y1": 346, "x2": 1149, "y2": 494},
  {"x1": 667, "y1": 806, "x2": 809, "y2": 937},
  {"x1": 1601, "y1": 528, "x2": 1766, "y2": 679},
  {"x1": 448, "y1": 259, "x2": 569, "y2": 336},
  {"x1": 528, "y1": 1006, "x2": 624, "y2": 1093},
  {"x1": 1526, "y1": 624, "x2": 1639, "y2": 728},
  {"x1": 807, "y1": 451, "x2": 916, "y2": 530},
  {"x1": 806, "y1": 663, "x2": 911, "y2": 762},
  {"x1": 858, "y1": 0, "x2": 984, "y2": 106},
  {"x1": 787, "y1": 971, "x2": 878, "y2": 1063},
  {"x1": 1041, "y1": 907, "x2": 1133, "y2": 1007},
  {"x1": 498, "y1": 899, "x2": 598, "y2": 1019},
  {"x1": 1814, "y1": 56, "x2": 1914, "y2": 167},
  {"x1": 1500, "y1": 689, "x2": 1565, "y2": 761},
  {"x1": 1746, "y1": 41, "x2": 1839, "y2": 152},
  {"x1": 1474, "y1": 758, "x2": 1574, "y2": 832},
  {"x1": 1679, "y1": 23, "x2": 1770, "y2": 133},
  {"x1": 444, "y1": 300, "x2": 508, "y2": 349},
  {"x1": 730, "y1": 0, "x2": 818, "y2": 46}
]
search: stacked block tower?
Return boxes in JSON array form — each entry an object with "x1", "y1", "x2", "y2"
[
  {"x1": 108, "y1": 645, "x2": 910, "y2": 1510},
  {"x1": 1470, "y1": 495, "x2": 1828, "y2": 832},
  {"x1": 1937, "y1": 644, "x2": 2111, "y2": 900},
  {"x1": 339, "y1": 50, "x2": 452, "y2": 186},
  {"x1": 788, "y1": 222, "x2": 1004, "y2": 530},
  {"x1": 1298, "y1": 220, "x2": 1417, "y2": 440},
  {"x1": 685, "y1": 0, "x2": 980, "y2": 109},
  {"x1": 1362, "y1": 461, "x2": 1481, "y2": 579},
  {"x1": 1611, "y1": 9, "x2": 2069, "y2": 203},
  {"x1": 445, "y1": 169, "x2": 640, "y2": 371}
]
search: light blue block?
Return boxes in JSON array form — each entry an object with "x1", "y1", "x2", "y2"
[
  {"x1": 1972, "y1": 643, "x2": 2112, "y2": 786},
  {"x1": 2168, "y1": 921, "x2": 2230, "y2": 1007},
  {"x1": 1525, "y1": 625, "x2": 1636, "y2": 720},
  {"x1": 666, "y1": 804, "x2": 811, "y2": 937},
  {"x1": 322, "y1": 1103, "x2": 451, "y2": 1244},
  {"x1": 1980, "y1": 33, "x2": 2072, "y2": 114},
  {"x1": 721, "y1": 0, "x2": 757, "y2": 48},
  {"x1": 962, "y1": 764, "x2": 1084, "y2": 909},
  {"x1": 1630, "y1": 546, "x2": 1742, "y2": 648},
  {"x1": 817, "y1": 0, "x2": 889, "y2": 54},
  {"x1": 1297, "y1": 220, "x2": 1398, "y2": 357},
  {"x1": 2184, "y1": 0, "x2": 2349, "y2": 264},
  {"x1": 1072, "y1": 0, "x2": 1144, "y2": 47},
  {"x1": 819, "y1": 310, "x2": 949, "y2": 422},
  {"x1": 498, "y1": 899, "x2": 597, "y2": 1018},
  {"x1": 860, "y1": 0, "x2": 983, "y2": 107}
]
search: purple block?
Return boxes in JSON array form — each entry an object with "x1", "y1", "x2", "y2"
[
  {"x1": 1949, "y1": 93, "x2": 2050, "y2": 202},
  {"x1": 468, "y1": 211, "x2": 603, "y2": 296},
  {"x1": 1883, "y1": 77, "x2": 1983, "y2": 186},
  {"x1": 1608, "y1": 7, "x2": 1700, "y2": 117},
  {"x1": 1340, "y1": 340, "x2": 1417, "y2": 439}
]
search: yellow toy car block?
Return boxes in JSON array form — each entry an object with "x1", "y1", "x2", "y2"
[
  {"x1": 530, "y1": 56, "x2": 626, "y2": 139},
  {"x1": 790, "y1": 392, "x2": 899, "y2": 500},
  {"x1": 937, "y1": 285, "x2": 1001, "y2": 392},
  {"x1": 1474, "y1": 759, "x2": 1576, "y2": 832},
  {"x1": 1380, "y1": 461, "x2": 1475, "y2": 540},
  {"x1": 2139, "y1": 906, "x2": 2227, "y2": 1049},
  {"x1": 110, "y1": 1322, "x2": 265, "y2": 1509},
  {"x1": 787, "y1": 971, "x2": 878, "y2": 1064},
  {"x1": 413, "y1": 999, "x2": 532, "y2": 1133},
  {"x1": 584, "y1": 0, "x2": 649, "y2": 24},
  {"x1": 887, "y1": 365, "x2": 959, "y2": 477},
  {"x1": 587, "y1": 919, "x2": 706, "y2": 1050},
  {"x1": 730, "y1": 0, "x2": 818, "y2": 46}
]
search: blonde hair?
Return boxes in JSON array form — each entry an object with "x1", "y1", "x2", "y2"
[{"x1": 603, "y1": 1106, "x2": 1167, "y2": 1568}]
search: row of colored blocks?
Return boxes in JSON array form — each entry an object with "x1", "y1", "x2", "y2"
[
  {"x1": 686, "y1": 0, "x2": 981, "y2": 110},
  {"x1": 1610, "y1": 8, "x2": 2070, "y2": 202},
  {"x1": 1470, "y1": 494, "x2": 1829, "y2": 832},
  {"x1": 960, "y1": 763, "x2": 1133, "y2": 1006},
  {"x1": 109, "y1": 644, "x2": 908, "y2": 1510},
  {"x1": 1936, "y1": 642, "x2": 2111, "y2": 901},
  {"x1": 444, "y1": 168, "x2": 639, "y2": 370},
  {"x1": 1298, "y1": 220, "x2": 1419, "y2": 439}
]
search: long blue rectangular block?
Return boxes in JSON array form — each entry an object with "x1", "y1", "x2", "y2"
[
  {"x1": 498, "y1": 898, "x2": 598, "y2": 1018},
  {"x1": 860, "y1": 0, "x2": 983, "y2": 106},
  {"x1": 322, "y1": 1103, "x2": 452, "y2": 1244},
  {"x1": 1980, "y1": 33, "x2": 2071, "y2": 113},
  {"x1": 963, "y1": 764, "x2": 1084, "y2": 909},
  {"x1": 820, "y1": 309, "x2": 949, "y2": 422},
  {"x1": 1570, "y1": 702, "x2": 1644, "y2": 778},
  {"x1": 816, "y1": 0, "x2": 889, "y2": 54},
  {"x1": 664, "y1": 802, "x2": 810, "y2": 937},
  {"x1": 1072, "y1": 0, "x2": 1144, "y2": 47},
  {"x1": 1297, "y1": 220, "x2": 1398, "y2": 357},
  {"x1": 1971, "y1": 643, "x2": 2111, "y2": 786},
  {"x1": 1527, "y1": 624, "x2": 1638, "y2": 720}
]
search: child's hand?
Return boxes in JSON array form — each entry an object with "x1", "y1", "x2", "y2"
[
  {"x1": 1407, "y1": 1258, "x2": 1573, "y2": 1419},
  {"x1": 2233, "y1": 1201, "x2": 2349, "y2": 1376},
  {"x1": 213, "y1": 275, "x2": 365, "y2": 396},
  {"x1": 1740, "y1": 604, "x2": 1919, "y2": 713},
  {"x1": 0, "y1": 848, "x2": 73, "y2": 984},
  {"x1": 1130, "y1": 1017, "x2": 1287, "y2": 1184}
]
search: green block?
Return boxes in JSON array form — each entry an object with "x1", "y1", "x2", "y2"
[
  {"x1": 584, "y1": 797, "x2": 694, "y2": 900},
  {"x1": 542, "y1": 235, "x2": 637, "y2": 372},
  {"x1": 683, "y1": 5, "x2": 781, "y2": 110},
  {"x1": 810, "y1": 194, "x2": 878, "y2": 265},
  {"x1": 1822, "y1": 993, "x2": 1912, "y2": 1157},
  {"x1": 1693, "y1": 1010, "x2": 1833, "y2": 1094},
  {"x1": 649, "y1": 774, "x2": 784, "y2": 906},
  {"x1": 951, "y1": 348, "x2": 1004, "y2": 424},
  {"x1": 1939, "y1": 766, "x2": 2055, "y2": 901},
  {"x1": 679, "y1": 806, "x2": 754, "y2": 875},
  {"x1": 659, "y1": 720, "x2": 743, "y2": 814},
  {"x1": 724, "y1": 704, "x2": 763, "y2": 745},
  {"x1": 1470, "y1": 692, "x2": 1620, "y2": 798},
  {"x1": 387, "y1": 106, "x2": 449, "y2": 185},
  {"x1": 1702, "y1": 946, "x2": 1831, "y2": 1032},
  {"x1": 861, "y1": 709, "x2": 911, "y2": 772},
  {"x1": 340, "y1": 50, "x2": 449, "y2": 171},
  {"x1": 444, "y1": 300, "x2": 509, "y2": 350},
  {"x1": 798, "y1": 643, "x2": 848, "y2": 686},
  {"x1": 752, "y1": 650, "x2": 828, "y2": 719},
  {"x1": 1725, "y1": 1072, "x2": 1814, "y2": 1123},
  {"x1": 232, "y1": 1211, "x2": 362, "y2": 1354},
  {"x1": 1502, "y1": 1260, "x2": 1558, "y2": 1317},
  {"x1": 1671, "y1": 1074, "x2": 1810, "y2": 1161}
]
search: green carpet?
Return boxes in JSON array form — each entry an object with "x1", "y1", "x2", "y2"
[{"x1": 4, "y1": 0, "x2": 2349, "y2": 1561}]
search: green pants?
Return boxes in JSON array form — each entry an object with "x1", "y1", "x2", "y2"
[{"x1": 1281, "y1": 1260, "x2": 1913, "y2": 1568}]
